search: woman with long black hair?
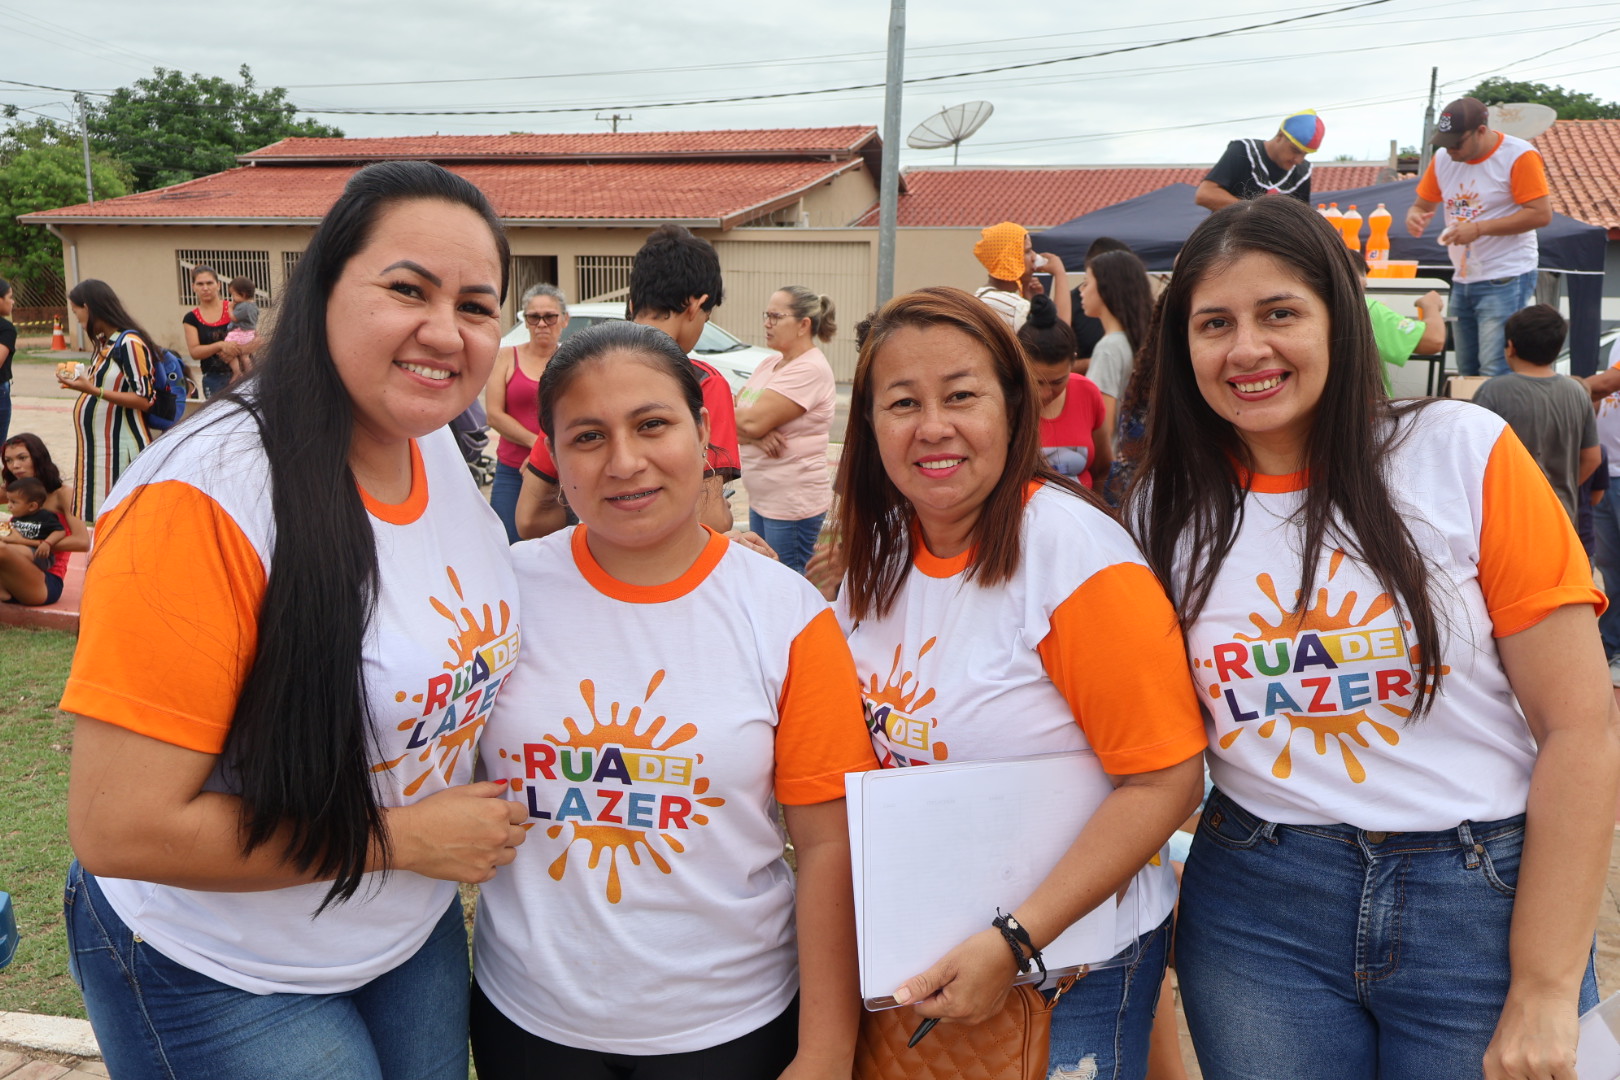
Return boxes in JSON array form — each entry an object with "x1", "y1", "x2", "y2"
[
  {"x1": 61, "y1": 161, "x2": 527, "y2": 1080},
  {"x1": 1079, "y1": 248, "x2": 1154, "y2": 462},
  {"x1": 1129, "y1": 195, "x2": 1618, "y2": 1079},
  {"x1": 57, "y1": 279, "x2": 158, "y2": 522}
]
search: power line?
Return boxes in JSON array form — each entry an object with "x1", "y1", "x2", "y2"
[{"x1": 290, "y1": 0, "x2": 1396, "y2": 118}]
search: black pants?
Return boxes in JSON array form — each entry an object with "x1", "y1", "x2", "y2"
[{"x1": 470, "y1": 982, "x2": 798, "y2": 1080}]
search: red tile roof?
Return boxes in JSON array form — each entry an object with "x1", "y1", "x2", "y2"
[
  {"x1": 242, "y1": 127, "x2": 878, "y2": 162},
  {"x1": 854, "y1": 164, "x2": 1389, "y2": 228},
  {"x1": 1534, "y1": 120, "x2": 1620, "y2": 230},
  {"x1": 22, "y1": 159, "x2": 863, "y2": 229}
]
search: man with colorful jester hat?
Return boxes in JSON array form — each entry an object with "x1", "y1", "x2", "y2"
[{"x1": 1196, "y1": 109, "x2": 1324, "y2": 211}]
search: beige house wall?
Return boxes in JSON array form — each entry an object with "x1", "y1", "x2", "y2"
[
  {"x1": 49, "y1": 224, "x2": 316, "y2": 353},
  {"x1": 49, "y1": 219, "x2": 1010, "y2": 379}
]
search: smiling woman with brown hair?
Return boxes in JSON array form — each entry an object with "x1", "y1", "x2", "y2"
[{"x1": 831, "y1": 285, "x2": 1205, "y2": 1080}]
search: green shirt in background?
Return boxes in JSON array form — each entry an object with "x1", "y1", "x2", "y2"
[{"x1": 1365, "y1": 297, "x2": 1426, "y2": 393}]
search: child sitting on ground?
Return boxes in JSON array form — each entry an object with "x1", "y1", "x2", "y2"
[
  {"x1": 223, "y1": 276, "x2": 259, "y2": 379},
  {"x1": 1472, "y1": 304, "x2": 1599, "y2": 527},
  {"x1": 3, "y1": 476, "x2": 63, "y2": 568}
]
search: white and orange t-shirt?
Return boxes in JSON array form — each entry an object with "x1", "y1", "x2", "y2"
[
  {"x1": 1416, "y1": 132, "x2": 1548, "y2": 282},
  {"x1": 60, "y1": 406, "x2": 521, "y2": 995},
  {"x1": 1179, "y1": 401, "x2": 1602, "y2": 831},
  {"x1": 474, "y1": 525, "x2": 877, "y2": 1055},
  {"x1": 837, "y1": 484, "x2": 1207, "y2": 956}
]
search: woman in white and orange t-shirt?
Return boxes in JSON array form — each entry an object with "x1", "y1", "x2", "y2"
[
  {"x1": 473, "y1": 319, "x2": 878, "y2": 1079},
  {"x1": 61, "y1": 162, "x2": 526, "y2": 1080},
  {"x1": 832, "y1": 286, "x2": 1208, "y2": 1080},
  {"x1": 734, "y1": 285, "x2": 839, "y2": 575},
  {"x1": 1128, "y1": 195, "x2": 1618, "y2": 1080}
]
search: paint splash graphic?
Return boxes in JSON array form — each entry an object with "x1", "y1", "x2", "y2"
[
  {"x1": 514, "y1": 672, "x2": 723, "y2": 904},
  {"x1": 862, "y1": 637, "x2": 948, "y2": 764},
  {"x1": 376, "y1": 566, "x2": 513, "y2": 795},
  {"x1": 1216, "y1": 551, "x2": 1447, "y2": 782}
]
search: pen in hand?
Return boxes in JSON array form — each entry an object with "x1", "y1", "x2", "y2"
[{"x1": 909, "y1": 1017, "x2": 940, "y2": 1048}]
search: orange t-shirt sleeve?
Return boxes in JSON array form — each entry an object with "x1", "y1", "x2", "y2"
[
  {"x1": 1510, "y1": 150, "x2": 1550, "y2": 204},
  {"x1": 1416, "y1": 159, "x2": 1442, "y2": 204},
  {"x1": 1478, "y1": 427, "x2": 1604, "y2": 635},
  {"x1": 60, "y1": 480, "x2": 266, "y2": 753},
  {"x1": 1037, "y1": 562, "x2": 1208, "y2": 775},
  {"x1": 774, "y1": 607, "x2": 879, "y2": 804}
]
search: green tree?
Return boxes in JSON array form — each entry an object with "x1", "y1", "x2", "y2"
[
  {"x1": 0, "y1": 144, "x2": 130, "y2": 288},
  {"x1": 1466, "y1": 77, "x2": 1620, "y2": 120},
  {"x1": 86, "y1": 65, "x2": 342, "y2": 190}
]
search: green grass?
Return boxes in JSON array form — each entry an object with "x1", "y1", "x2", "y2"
[{"x1": 0, "y1": 624, "x2": 81, "y2": 1017}]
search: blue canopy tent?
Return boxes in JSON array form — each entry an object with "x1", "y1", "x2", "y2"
[{"x1": 1034, "y1": 180, "x2": 1608, "y2": 373}]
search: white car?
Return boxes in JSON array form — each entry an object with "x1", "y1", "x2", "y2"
[{"x1": 499, "y1": 301, "x2": 776, "y2": 396}]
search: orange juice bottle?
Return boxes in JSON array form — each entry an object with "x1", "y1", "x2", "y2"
[
  {"x1": 1322, "y1": 202, "x2": 1343, "y2": 228},
  {"x1": 1366, "y1": 204, "x2": 1392, "y2": 267},
  {"x1": 1340, "y1": 205, "x2": 1363, "y2": 253}
]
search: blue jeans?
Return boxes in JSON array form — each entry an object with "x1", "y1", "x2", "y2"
[
  {"x1": 64, "y1": 862, "x2": 471, "y2": 1080},
  {"x1": 490, "y1": 460, "x2": 523, "y2": 545},
  {"x1": 748, "y1": 509, "x2": 824, "y2": 576},
  {"x1": 1594, "y1": 486, "x2": 1620, "y2": 657},
  {"x1": 202, "y1": 369, "x2": 233, "y2": 400},
  {"x1": 1042, "y1": 915, "x2": 1171, "y2": 1080},
  {"x1": 1175, "y1": 790, "x2": 1598, "y2": 1080},
  {"x1": 1450, "y1": 270, "x2": 1537, "y2": 376}
]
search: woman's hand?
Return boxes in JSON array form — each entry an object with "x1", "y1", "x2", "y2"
[
  {"x1": 757, "y1": 430, "x2": 788, "y2": 458},
  {"x1": 726, "y1": 529, "x2": 780, "y2": 561},
  {"x1": 805, "y1": 538, "x2": 845, "y2": 602},
  {"x1": 777, "y1": 1056, "x2": 855, "y2": 1080},
  {"x1": 891, "y1": 926, "x2": 1018, "y2": 1024},
  {"x1": 384, "y1": 780, "x2": 529, "y2": 883},
  {"x1": 57, "y1": 373, "x2": 97, "y2": 396},
  {"x1": 1483, "y1": 988, "x2": 1580, "y2": 1079}
]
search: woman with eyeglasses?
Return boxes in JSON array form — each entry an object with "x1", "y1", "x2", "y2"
[
  {"x1": 486, "y1": 283, "x2": 570, "y2": 543},
  {"x1": 733, "y1": 287, "x2": 838, "y2": 575}
]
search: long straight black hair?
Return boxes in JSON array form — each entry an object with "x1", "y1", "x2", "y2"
[
  {"x1": 1126, "y1": 196, "x2": 1442, "y2": 718},
  {"x1": 222, "y1": 160, "x2": 509, "y2": 906},
  {"x1": 68, "y1": 279, "x2": 163, "y2": 361},
  {"x1": 1086, "y1": 249, "x2": 1154, "y2": 354}
]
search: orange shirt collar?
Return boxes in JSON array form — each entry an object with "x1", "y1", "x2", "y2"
[
  {"x1": 571, "y1": 524, "x2": 729, "y2": 603},
  {"x1": 359, "y1": 440, "x2": 428, "y2": 525},
  {"x1": 911, "y1": 481, "x2": 1044, "y2": 578}
]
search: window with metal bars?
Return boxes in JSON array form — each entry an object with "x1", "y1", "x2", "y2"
[
  {"x1": 575, "y1": 255, "x2": 635, "y2": 304},
  {"x1": 176, "y1": 250, "x2": 273, "y2": 306}
]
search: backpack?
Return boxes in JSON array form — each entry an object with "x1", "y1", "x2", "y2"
[{"x1": 124, "y1": 331, "x2": 188, "y2": 431}]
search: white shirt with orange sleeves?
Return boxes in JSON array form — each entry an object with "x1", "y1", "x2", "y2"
[
  {"x1": 473, "y1": 525, "x2": 877, "y2": 1055},
  {"x1": 1416, "y1": 131, "x2": 1549, "y2": 283},
  {"x1": 837, "y1": 483, "x2": 1208, "y2": 958},
  {"x1": 1180, "y1": 400, "x2": 1603, "y2": 831},
  {"x1": 59, "y1": 405, "x2": 521, "y2": 994}
]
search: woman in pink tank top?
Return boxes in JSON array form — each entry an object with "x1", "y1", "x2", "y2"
[{"x1": 486, "y1": 284, "x2": 568, "y2": 542}]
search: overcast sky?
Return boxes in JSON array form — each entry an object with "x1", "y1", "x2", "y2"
[{"x1": 6, "y1": 0, "x2": 1620, "y2": 168}]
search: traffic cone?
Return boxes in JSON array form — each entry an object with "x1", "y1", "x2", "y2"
[{"x1": 50, "y1": 317, "x2": 67, "y2": 351}]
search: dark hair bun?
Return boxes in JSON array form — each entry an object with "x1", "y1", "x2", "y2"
[{"x1": 1027, "y1": 293, "x2": 1058, "y2": 329}]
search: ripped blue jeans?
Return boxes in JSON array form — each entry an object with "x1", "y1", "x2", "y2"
[{"x1": 1044, "y1": 915, "x2": 1171, "y2": 1080}]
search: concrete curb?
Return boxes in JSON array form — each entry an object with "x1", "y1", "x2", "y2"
[{"x1": 0, "y1": 1012, "x2": 100, "y2": 1060}]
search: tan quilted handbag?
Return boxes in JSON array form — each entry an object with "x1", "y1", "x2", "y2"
[{"x1": 853, "y1": 977, "x2": 1077, "y2": 1080}]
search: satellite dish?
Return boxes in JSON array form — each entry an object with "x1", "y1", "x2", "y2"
[
  {"x1": 1489, "y1": 102, "x2": 1557, "y2": 140},
  {"x1": 908, "y1": 101, "x2": 994, "y2": 165}
]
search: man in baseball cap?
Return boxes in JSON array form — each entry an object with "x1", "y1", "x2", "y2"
[
  {"x1": 1407, "y1": 96, "x2": 1552, "y2": 376},
  {"x1": 1195, "y1": 109, "x2": 1323, "y2": 211}
]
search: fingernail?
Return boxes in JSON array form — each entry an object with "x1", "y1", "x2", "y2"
[{"x1": 893, "y1": 987, "x2": 912, "y2": 1004}]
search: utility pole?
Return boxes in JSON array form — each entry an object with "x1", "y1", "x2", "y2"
[
  {"x1": 76, "y1": 92, "x2": 95, "y2": 203},
  {"x1": 876, "y1": 0, "x2": 905, "y2": 308},
  {"x1": 595, "y1": 112, "x2": 632, "y2": 133},
  {"x1": 1418, "y1": 67, "x2": 1438, "y2": 179}
]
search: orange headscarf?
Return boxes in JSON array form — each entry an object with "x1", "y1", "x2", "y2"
[{"x1": 974, "y1": 222, "x2": 1028, "y2": 282}]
